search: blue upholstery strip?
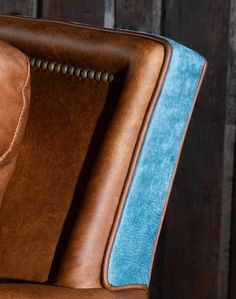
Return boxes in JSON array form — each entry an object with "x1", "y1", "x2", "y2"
[{"x1": 108, "y1": 38, "x2": 205, "y2": 287}]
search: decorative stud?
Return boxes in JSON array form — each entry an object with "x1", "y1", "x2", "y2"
[
  {"x1": 108, "y1": 73, "x2": 114, "y2": 83},
  {"x1": 48, "y1": 62, "x2": 55, "y2": 72},
  {"x1": 55, "y1": 64, "x2": 62, "y2": 73},
  {"x1": 81, "y1": 69, "x2": 88, "y2": 79},
  {"x1": 95, "y1": 71, "x2": 102, "y2": 81},
  {"x1": 61, "y1": 64, "x2": 69, "y2": 74},
  {"x1": 35, "y1": 59, "x2": 42, "y2": 68},
  {"x1": 30, "y1": 58, "x2": 36, "y2": 67},
  {"x1": 41, "y1": 61, "x2": 48, "y2": 70},
  {"x1": 88, "y1": 69, "x2": 95, "y2": 80},
  {"x1": 30, "y1": 57, "x2": 115, "y2": 82},
  {"x1": 68, "y1": 66, "x2": 75, "y2": 76},
  {"x1": 101, "y1": 72, "x2": 109, "y2": 82},
  {"x1": 74, "y1": 67, "x2": 81, "y2": 77}
]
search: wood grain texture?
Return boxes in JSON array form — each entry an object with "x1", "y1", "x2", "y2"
[
  {"x1": 42, "y1": 0, "x2": 105, "y2": 26},
  {"x1": 150, "y1": 1, "x2": 232, "y2": 299},
  {"x1": 115, "y1": 0, "x2": 162, "y2": 34},
  {"x1": 0, "y1": 0, "x2": 37, "y2": 17}
]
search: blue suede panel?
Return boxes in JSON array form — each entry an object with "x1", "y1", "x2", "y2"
[{"x1": 108, "y1": 39, "x2": 205, "y2": 287}]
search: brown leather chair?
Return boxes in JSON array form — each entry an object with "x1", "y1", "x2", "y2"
[{"x1": 0, "y1": 15, "x2": 207, "y2": 298}]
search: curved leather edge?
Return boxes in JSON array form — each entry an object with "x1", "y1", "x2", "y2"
[
  {"x1": 102, "y1": 42, "x2": 208, "y2": 291},
  {"x1": 0, "y1": 41, "x2": 30, "y2": 207}
]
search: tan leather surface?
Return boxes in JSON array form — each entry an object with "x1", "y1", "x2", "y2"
[
  {"x1": 0, "y1": 40, "x2": 30, "y2": 207},
  {"x1": 0, "y1": 16, "x2": 164, "y2": 287},
  {"x1": 52, "y1": 28, "x2": 165, "y2": 288},
  {"x1": 0, "y1": 284, "x2": 147, "y2": 299},
  {"x1": 0, "y1": 67, "x2": 111, "y2": 281}
]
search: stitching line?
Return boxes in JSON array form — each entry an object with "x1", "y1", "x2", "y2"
[{"x1": 0, "y1": 56, "x2": 30, "y2": 165}]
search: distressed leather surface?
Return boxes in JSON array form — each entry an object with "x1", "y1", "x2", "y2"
[
  {"x1": 0, "y1": 16, "x2": 165, "y2": 287},
  {"x1": 0, "y1": 284, "x2": 147, "y2": 299},
  {"x1": 0, "y1": 40, "x2": 30, "y2": 207},
  {"x1": 0, "y1": 15, "x2": 206, "y2": 296}
]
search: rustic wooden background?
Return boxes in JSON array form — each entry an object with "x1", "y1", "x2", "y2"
[{"x1": 0, "y1": 1, "x2": 235, "y2": 298}]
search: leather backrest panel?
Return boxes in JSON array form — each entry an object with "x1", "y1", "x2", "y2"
[
  {"x1": 0, "y1": 68, "x2": 110, "y2": 282},
  {"x1": 0, "y1": 16, "x2": 164, "y2": 285}
]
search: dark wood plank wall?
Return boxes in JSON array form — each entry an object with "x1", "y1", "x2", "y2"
[
  {"x1": 225, "y1": 0, "x2": 236, "y2": 298},
  {"x1": 42, "y1": 0, "x2": 106, "y2": 26},
  {"x1": 0, "y1": 1, "x2": 235, "y2": 299},
  {"x1": 154, "y1": 1, "x2": 232, "y2": 299},
  {"x1": 0, "y1": 0, "x2": 37, "y2": 17},
  {"x1": 228, "y1": 0, "x2": 236, "y2": 298},
  {"x1": 115, "y1": 0, "x2": 162, "y2": 34}
]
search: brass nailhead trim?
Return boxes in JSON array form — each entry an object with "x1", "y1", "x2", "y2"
[{"x1": 30, "y1": 58, "x2": 114, "y2": 83}]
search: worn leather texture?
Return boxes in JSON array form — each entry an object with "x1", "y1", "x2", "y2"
[
  {"x1": 0, "y1": 40, "x2": 30, "y2": 207},
  {"x1": 0, "y1": 284, "x2": 147, "y2": 299},
  {"x1": 0, "y1": 16, "x2": 165, "y2": 286},
  {"x1": 0, "y1": 15, "x2": 207, "y2": 296},
  {"x1": 107, "y1": 40, "x2": 206, "y2": 287}
]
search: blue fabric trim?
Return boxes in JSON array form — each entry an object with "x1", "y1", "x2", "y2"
[{"x1": 108, "y1": 38, "x2": 205, "y2": 287}]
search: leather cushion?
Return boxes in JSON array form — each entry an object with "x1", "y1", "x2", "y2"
[{"x1": 0, "y1": 40, "x2": 30, "y2": 207}]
